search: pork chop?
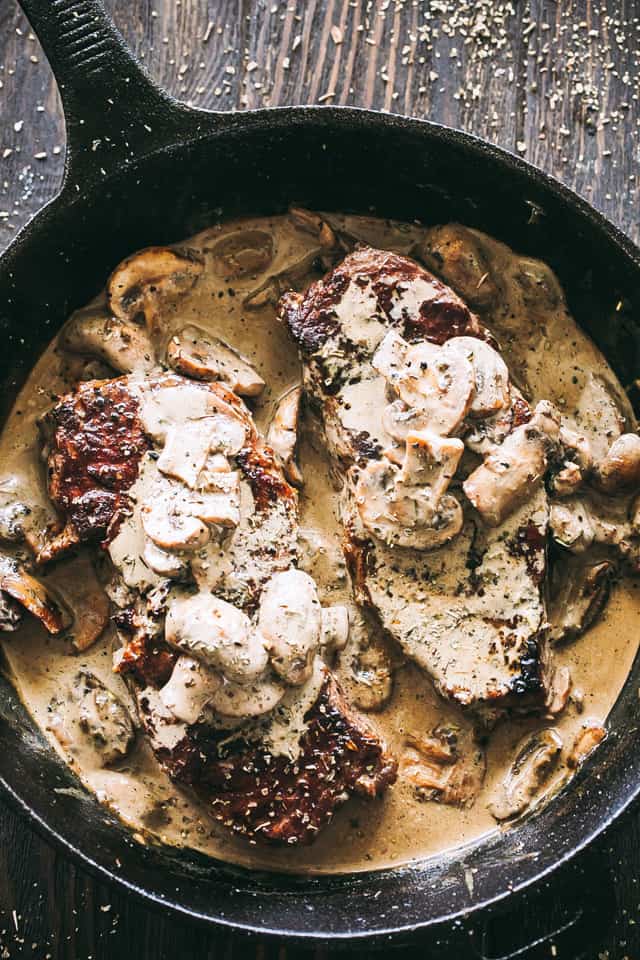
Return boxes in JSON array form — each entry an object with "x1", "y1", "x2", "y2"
[
  {"x1": 40, "y1": 372, "x2": 396, "y2": 844},
  {"x1": 279, "y1": 246, "x2": 553, "y2": 712}
]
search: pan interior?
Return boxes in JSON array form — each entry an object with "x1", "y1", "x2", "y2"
[{"x1": 1, "y1": 111, "x2": 639, "y2": 937}]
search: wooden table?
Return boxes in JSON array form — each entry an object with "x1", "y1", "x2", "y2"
[{"x1": 0, "y1": 1, "x2": 639, "y2": 956}]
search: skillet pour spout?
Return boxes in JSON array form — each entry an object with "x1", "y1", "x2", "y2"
[{"x1": 1, "y1": 0, "x2": 640, "y2": 942}]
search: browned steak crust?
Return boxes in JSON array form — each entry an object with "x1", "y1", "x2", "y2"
[
  {"x1": 42, "y1": 378, "x2": 149, "y2": 552},
  {"x1": 141, "y1": 668, "x2": 397, "y2": 845},
  {"x1": 280, "y1": 245, "x2": 486, "y2": 356},
  {"x1": 116, "y1": 628, "x2": 396, "y2": 845}
]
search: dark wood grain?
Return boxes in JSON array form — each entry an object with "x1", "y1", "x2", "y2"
[{"x1": 1, "y1": 0, "x2": 640, "y2": 957}]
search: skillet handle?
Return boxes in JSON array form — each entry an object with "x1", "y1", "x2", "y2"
[{"x1": 17, "y1": 0, "x2": 212, "y2": 185}]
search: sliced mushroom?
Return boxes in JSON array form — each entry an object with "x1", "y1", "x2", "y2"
[
  {"x1": 166, "y1": 324, "x2": 265, "y2": 396},
  {"x1": 419, "y1": 224, "x2": 500, "y2": 309},
  {"x1": 165, "y1": 591, "x2": 269, "y2": 683},
  {"x1": 567, "y1": 721, "x2": 606, "y2": 768},
  {"x1": 0, "y1": 501, "x2": 30, "y2": 544},
  {"x1": 559, "y1": 424, "x2": 593, "y2": 474},
  {"x1": 355, "y1": 457, "x2": 463, "y2": 550},
  {"x1": 289, "y1": 207, "x2": 338, "y2": 249},
  {"x1": 258, "y1": 569, "x2": 323, "y2": 685},
  {"x1": 49, "y1": 672, "x2": 134, "y2": 766},
  {"x1": 267, "y1": 385, "x2": 303, "y2": 485},
  {"x1": 488, "y1": 728, "x2": 562, "y2": 821},
  {"x1": 207, "y1": 229, "x2": 275, "y2": 279},
  {"x1": 373, "y1": 330, "x2": 475, "y2": 436},
  {"x1": 61, "y1": 309, "x2": 157, "y2": 374},
  {"x1": 548, "y1": 499, "x2": 596, "y2": 553},
  {"x1": 75, "y1": 672, "x2": 135, "y2": 766},
  {"x1": 107, "y1": 246, "x2": 203, "y2": 333},
  {"x1": 572, "y1": 372, "x2": 628, "y2": 461},
  {"x1": 549, "y1": 497, "x2": 626, "y2": 554},
  {"x1": 398, "y1": 430, "x2": 464, "y2": 494},
  {"x1": 157, "y1": 419, "x2": 219, "y2": 489},
  {"x1": 57, "y1": 556, "x2": 110, "y2": 652},
  {"x1": 447, "y1": 337, "x2": 510, "y2": 418},
  {"x1": 382, "y1": 400, "x2": 431, "y2": 444},
  {"x1": 548, "y1": 557, "x2": 612, "y2": 644},
  {"x1": 463, "y1": 393, "x2": 527, "y2": 456},
  {"x1": 141, "y1": 495, "x2": 210, "y2": 552},
  {"x1": 31, "y1": 523, "x2": 81, "y2": 566},
  {"x1": 208, "y1": 413, "x2": 248, "y2": 456},
  {"x1": 594, "y1": 433, "x2": 640, "y2": 494},
  {"x1": 155, "y1": 417, "x2": 243, "y2": 499},
  {"x1": 160, "y1": 655, "x2": 222, "y2": 725},
  {"x1": 401, "y1": 724, "x2": 486, "y2": 807},
  {"x1": 545, "y1": 665, "x2": 572, "y2": 715},
  {"x1": 0, "y1": 557, "x2": 65, "y2": 634},
  {"x1": 243, "y1": 242, "x2": 332, "y2": 309},
  {"x1": 550, "y1": 461, "x2": 583, "y2": 497},
  {"x1": 192, "y1": 472, "x2": 241, "y2": 528},
  {"x1": 143, "y1": 540, "x2": 186, "y2": 578},
  {"x1": 0, "y1": 592, "x2": 22, "y2": 631},
  {"x1": 463, "y1": 402, "x2": 560, "y2": 527},
  {"x1": 334, "y1": 611, "x2": 394, "y2": 712}
]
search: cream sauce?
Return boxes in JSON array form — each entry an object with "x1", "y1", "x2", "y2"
[{"x1": 0, "y1": 213, "x2": 638, "y2": 875}]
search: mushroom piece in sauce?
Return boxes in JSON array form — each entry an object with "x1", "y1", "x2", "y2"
[
  {"x1": 289, "y1": 207, "x2": 338, "y2": 250},
  {"x1": 61, "y1": 307, "x2": 157, "y2": 374},
  {"x1": 165, "y1": 591, "x2": 269, "y2": 683},
  {"x1": 0, "y1": 501, "x2": 31, "y2": 544},
  {"x1": 354, "y1": 455, "x2": 464, "y2": 550},
  {"x1": 206, "y1": 228, "x2": 276, "y2": 279},
  {"x1": 594, "y1": 433, "x2": 640, "y2": 494},
  {"x1": 463, "y1": 402, "x2": 561, "y2": 527},
  {"x1": 488, "y1": 728, "x2": 563, "y2": 821},
  {"x1": 166, "y1": 324, "x2": 265, "y2": 397},
  {"x1": 548, "y1": 556, "x2": 613, "y2": 645},
  {"x1": 258, "y1": 569, "x2": 323, "y2": 685},
  {"x1": 373, "y1": 330, "x2": 475, "y2": 437},
  {"x1": 334, "y1": 611, "x2": 394, "y2": 712},
  {"x1": 267, "y1": 385, "x2": 303, "y2": 485},
  {"x1": 354, "y1": 428, "x2": 465, "y2": 551},
  {"x1": 417, "y1": 223, "x2": 500, "y2": 309},
  {"x1": 0, "y1": 556, "x2": 66, "y2": 635},
  {"x1": 545, "y1": 665, "x2": 572, "y2": 716},
  {"x1": 401, "y1": 723, "x2": 486, "y2": 807},
  {"x1": 49, "y1": 672, "x2": 135, "y2": 768},
  {"x1": 107, "y1": 246, "x2": 204, "y2": 334},
  {"x1": 567, "y1": 721, "x2": 606, "y2": 769}
]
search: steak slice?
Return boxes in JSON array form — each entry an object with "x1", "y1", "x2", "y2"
[
  {"x1": 40, "y1": 371, "x2": 396, "y2": 844},
  {"x1": 137, "y1": 663, "x2": 396, "y2": 845},
  {"x1": 39, "y1": 378, "x2": 150, "y2": 559},
  {"x1": 280, "y1": 245, "x2": 551, "y2": 713}
]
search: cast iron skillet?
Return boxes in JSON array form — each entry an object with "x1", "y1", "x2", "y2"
[{"x1": 1, "y1": 0, "x2": 640, "y2": 947}]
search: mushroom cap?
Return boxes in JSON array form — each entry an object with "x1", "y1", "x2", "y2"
[{"x1": 107, "y1": 246, "x2": 204, "y2": 327}]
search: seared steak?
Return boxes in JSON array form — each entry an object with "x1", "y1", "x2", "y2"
[
  {"x1": 139, "y1": 664, "x2": 396, "y2": 845},
  {"x1": 280, "y1": 246, "x2": 552, "y2": 712},
  {"x1": 40, "y1": 371, "x2": 396, "y2": 844},
  {"x1": 39, "y1": 379, "x2": 150, "y2": 559}
]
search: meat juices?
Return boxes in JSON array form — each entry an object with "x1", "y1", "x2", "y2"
[{"x1": 0, "y1": 212, "x2": 638, "y2": 873}]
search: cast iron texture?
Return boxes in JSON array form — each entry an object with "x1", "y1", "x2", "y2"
[{"x1": 0, "y1": 0, "x2": 639, "y2": 943}]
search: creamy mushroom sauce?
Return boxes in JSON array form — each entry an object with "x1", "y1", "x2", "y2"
[{"x1": 0, "y1": 212, "x2": 638, "y2": 874}]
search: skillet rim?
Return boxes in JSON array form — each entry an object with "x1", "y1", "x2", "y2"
[{"x1": 1, "y1": 102, "x2": 640, "y2": 942}]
